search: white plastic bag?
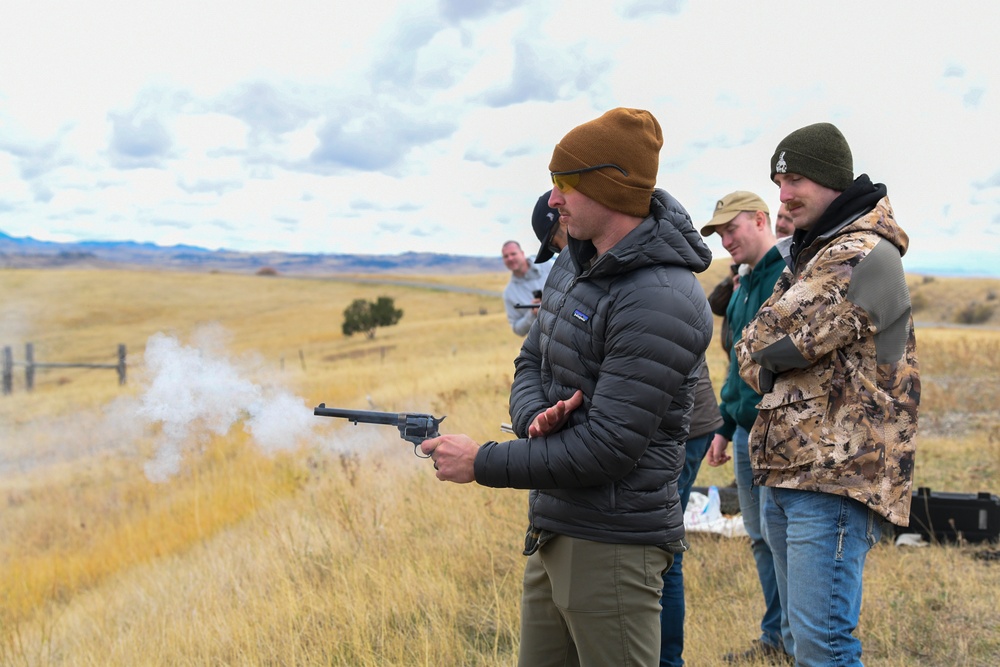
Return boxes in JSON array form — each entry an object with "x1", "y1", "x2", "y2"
[
  {"x1": 684, "y1": 486, "x2": 748, "y2": 538},
  {"x1": 686, "y1": 486, "x2": 722, "y2": 526}
]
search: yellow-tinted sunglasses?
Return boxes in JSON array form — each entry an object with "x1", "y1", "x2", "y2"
[{"x1": 550, "y1": 163, "x2": 628, "y2": 193}]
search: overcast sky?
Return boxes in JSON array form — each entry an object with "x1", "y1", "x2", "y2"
[{"x1": 1, "y1": 0, "x2": 997, "y2": 276}]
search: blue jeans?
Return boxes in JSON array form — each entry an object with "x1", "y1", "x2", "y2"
[
  {"x1": 659, "y1": 432, "x2": 712, "y2": 667},
  {"x1": 733, "y1": 426, "x2": 789, "y2": 653},
  {"x1": 761, "y1": 487, "x2": 883, "y2": 667}
]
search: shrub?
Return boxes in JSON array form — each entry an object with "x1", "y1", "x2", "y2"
[
  {"x1": 910, "y1": 291, "x2": 929, "y2": 313},
  {"x1": 342, "y1": 296, "x2": 403, "y2": 339},
  {"x1": 954, "y1": 302, "x2": 994, "y2": 325}
]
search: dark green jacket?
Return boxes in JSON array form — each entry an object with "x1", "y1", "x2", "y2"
[{"x1": 717, "y1": 243, "x2": 785, "y2": 439}]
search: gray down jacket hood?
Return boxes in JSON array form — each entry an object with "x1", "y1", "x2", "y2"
[{"x1": 475, "y1": 189, "x2": 714, "y2": 547}]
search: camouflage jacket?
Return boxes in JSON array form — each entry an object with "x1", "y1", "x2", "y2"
[{"x1": 735, "y1": 193, "x2": 919, "y2": 526}]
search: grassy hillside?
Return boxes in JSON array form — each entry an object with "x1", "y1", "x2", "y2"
[{"x1": 1, "y1": 266, "x2": 998, "y2": 666}]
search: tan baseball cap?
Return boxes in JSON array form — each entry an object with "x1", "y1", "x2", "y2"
[{"x1": 699, "y1": 191, "x2": 770, "y2": 236}]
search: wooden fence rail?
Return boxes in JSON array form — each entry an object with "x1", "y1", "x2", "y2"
[{"x1": 2, "y1": 343, "x2": 126, "y2": 395}]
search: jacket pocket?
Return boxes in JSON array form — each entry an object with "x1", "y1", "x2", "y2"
[{"x1": 752, "y1": 358, "x2": 842, "y2": 471}]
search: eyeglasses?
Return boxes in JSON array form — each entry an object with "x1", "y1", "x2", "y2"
[{"x1": 550, "y1": 163, "x2": 628, "y2": 193}]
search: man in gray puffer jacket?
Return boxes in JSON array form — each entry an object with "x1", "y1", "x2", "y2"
[{"x1": 422, "y1": 107, "x2": 713, "y2": 667}]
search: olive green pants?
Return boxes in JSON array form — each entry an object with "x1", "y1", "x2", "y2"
[{"x1": 518, "y1": 535, "x2": 673, "y2": 667}]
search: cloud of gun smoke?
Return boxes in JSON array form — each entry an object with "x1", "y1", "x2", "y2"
[
  {"x1": 137, "y1": 327, "x2": 317, "y2": 482},
  {"x1": 0, "y1": 324, "x2": 396, "y2": 482}
]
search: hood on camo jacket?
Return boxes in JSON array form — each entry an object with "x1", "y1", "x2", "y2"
[
  {"x1": 736, "y1": 177, "x2": 919, "y2": 526},
  {"x1": 474, "y1": 188, "x2": 714, "y2": 547}
]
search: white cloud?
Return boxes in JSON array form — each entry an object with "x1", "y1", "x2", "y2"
[{"x1": 0, "y1": 0, "x2": 998, "y2": 275}]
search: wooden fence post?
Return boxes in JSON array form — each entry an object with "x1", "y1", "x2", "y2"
[
  {"x1": 2, "y1": 346, "x2": 11, "y2": 395},
  {"x1": 117, "y1": 344, "x2": 127, "y2": 385},
  {"x1": 25, "y1": 342, "x2": 35, "y2": 392}
]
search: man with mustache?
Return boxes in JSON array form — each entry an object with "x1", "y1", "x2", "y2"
[{"x1": 737, "y1": 122, "x2": 919, "y2": 666}]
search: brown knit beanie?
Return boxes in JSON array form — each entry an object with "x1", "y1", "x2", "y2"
[
  {"x1": 549, "y1": 107, "x2": 662, "y2": 218},
  {"x1": 770, "y1": 122, "x2": 854, "y2": 191}
]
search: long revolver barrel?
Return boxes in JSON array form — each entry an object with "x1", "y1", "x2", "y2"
[{"x1": 314, "y1": 403, "x2": 445, "y2": 456}]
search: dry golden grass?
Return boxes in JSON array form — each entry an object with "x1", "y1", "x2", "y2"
[
  {"x1": 1, "y1": 434, "x2": 304, "y2": 634},
  {"x1": 1, "y1": 266, "x2": 998, "y2": 666}
]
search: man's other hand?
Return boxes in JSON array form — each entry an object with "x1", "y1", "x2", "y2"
[{"x1": 529, "y1": 389, "x2": 584, "y2": 438}]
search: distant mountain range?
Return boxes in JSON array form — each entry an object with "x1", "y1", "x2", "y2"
[{"x1": 0, "y1": 229, "x2": 505, "y2": 275}]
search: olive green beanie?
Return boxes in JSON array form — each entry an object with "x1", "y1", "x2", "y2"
[
  {"x1": 549, "y1": 107, "x2": 662, "y2": 218},
  {"x1": 770, "y1": 122, "x2": 854, "y2": 191}
]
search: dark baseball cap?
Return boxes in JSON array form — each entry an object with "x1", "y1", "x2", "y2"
[{"x1": 531, "y1": 190, "x2": 560, "y2": 263}]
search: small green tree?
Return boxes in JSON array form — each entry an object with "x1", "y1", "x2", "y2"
[{"x1": 342, "y1": 296, "x2": 403, "y2": 339}]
